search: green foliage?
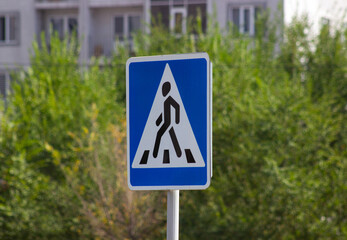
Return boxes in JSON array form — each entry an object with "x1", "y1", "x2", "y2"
[
  {"x1": 179, "y1": 17, "x2": 347, "y2": 240},
  {"x1": 0, "y1": 120, "x2": 90, "y2": 239},
  {"x1": 0, "y1": 33, "x2": 124, "y2": 239},
  {"x1": 1, "y1": 14, "x2": 346, "y2": 240},
  {"x1": 45, "y1": 106, "x2": 166, "y2": 240}
]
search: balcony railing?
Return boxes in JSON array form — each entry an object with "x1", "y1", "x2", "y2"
[
  {"x1": 36, "y1": 0, "x2": 77, "y2": 2},
  {"x1": 89, "y1": 36, "x2": 135, "y2": 58},
  {"x1": 35, "y1": 0, "x2": 78, "y2": 9}
]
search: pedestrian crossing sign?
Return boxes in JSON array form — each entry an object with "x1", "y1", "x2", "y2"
[{"x1": 126, "y1": 53, "x2": 212, "y2": 190}]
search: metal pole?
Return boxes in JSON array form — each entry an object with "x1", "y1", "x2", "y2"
[{"x1": 167, "y1": 190, "x2": 179, "y2": 240}]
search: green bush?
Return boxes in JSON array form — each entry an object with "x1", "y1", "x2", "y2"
[{"x1": 0, "y1": 34, "x2": 123, "y2": 239}]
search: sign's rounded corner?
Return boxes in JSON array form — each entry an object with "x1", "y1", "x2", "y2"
[
  {"x1": 126, "y1": 57, "x2": 136, "y2": 69},
  {"x1": 202, "y1": 177, "x2": 211, "y2": 190},
  {"x1": 202, "y1": 52, "x2": 210, "y2": 61},
  {"x1": 200, "y1": 52, "x2": 210, "y2": 63},
  {"x1": 128, "y1": 176, "x2": 136, "y2": 191}
]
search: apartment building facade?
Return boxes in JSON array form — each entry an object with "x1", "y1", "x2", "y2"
[
  {"x1": 1, "y1": 0, "x2": 284, "y2": 99},
  {"x1": 0, "y1": 0, "x2": 36, "y2": 99}
]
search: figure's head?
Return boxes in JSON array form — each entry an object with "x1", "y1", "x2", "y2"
[{"x1": 162, "y1": 82, "x2": 171, "y2": 96}]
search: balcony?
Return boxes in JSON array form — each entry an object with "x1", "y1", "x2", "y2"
[
  {"x1": 36, "y1": 0, "x2": 78, "y2": 2},
  {"x1": 89, "y1": 0, "x2": 144, "y2": 8},
  {"x1": 89, "y1": 36, "x2": 136, "y2": 59},
  {"x1": 35, "y1": 0, "x2": 78, "y2": 10}
]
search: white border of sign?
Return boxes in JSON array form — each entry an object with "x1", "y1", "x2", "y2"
[{"x1": 126, "y1": 52, "x2": 212, "y2": 190}]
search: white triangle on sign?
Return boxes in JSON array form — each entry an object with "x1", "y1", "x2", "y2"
[{"x1": 132, "y1": 64, "x2": 205, "y2": 168}]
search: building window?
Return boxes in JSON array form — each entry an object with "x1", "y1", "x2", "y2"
[
  {"x1": 231, "y1": 8, "x2": 240, "y2": 32},
  {"x1": 170, "y1": 7, "x2": 187, "y2": 34},
  {"x1": 228, "y1": 5, "x2": 262, "y2": 36},
  {"x1": 68, "y1": 18, "x2": 78, "y2": 36},
  {"x1": 50, "y1": 18, "x2": 64, "y2": 40},
  {"x1": 0, "y1": 13, "x2": 19, "y2": 45},
  {"x1": 128, "y1": 16, "x2": 141, "y2": 38},
  {"x1": 49, "y1": 16, "x2": 78, "y2": 40},
  {"x1": 113, "y1": 15, "x2": 141, "y2": 52},
  {"x1": 320, "y1": 17, "x2": 330, "y2": 27},
  {"x1": 114, "y1": 15, "x2": 141, "y2": 41},
  {"x1": 244, "y1": 8, "x2": 250, "y2": 33},
  {"x1": 114, "y1": 16, "x2": 124, "y2": 41},
  {"x1": 0, "y1": 73, "x2": 6, "y2": 97},
  {"x1": 0, "y1": 71, "x2": 9, "y2": 99}
]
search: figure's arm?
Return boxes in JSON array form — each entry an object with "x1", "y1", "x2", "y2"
[
  {"x1": 168, "y1": 96, "x2": 180, "y2": 124},
  {"x1": 156, "y1": 114, "x2": 162, "y2": 126}
]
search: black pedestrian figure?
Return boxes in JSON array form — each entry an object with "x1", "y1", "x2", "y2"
[{"x1": 153, "y1": 82, "x2": 182, "y2": 158}]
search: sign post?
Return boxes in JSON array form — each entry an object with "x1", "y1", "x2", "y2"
[
  {"x1": 126, "y1": 53, "x2": 212, "y2": 239},
  {"x1": 167, "y1": 190, "x2": 179, "y2": 240}
]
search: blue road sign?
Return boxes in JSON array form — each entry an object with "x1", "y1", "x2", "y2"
[{"x1": 126, "y1": 53, "x2": 212, "y2": 190}]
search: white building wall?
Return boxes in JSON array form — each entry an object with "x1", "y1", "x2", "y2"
[
  {"x1": 207, "y1": 0, "x2": 283, "y2": 30},
  {"x1": 284, "y1": 0, "x2": 347, "y2": 33},
  {"x1": 35, "y1": 0, "x2": 145, "y2": 61},
  {"x1": 41, "y1": 9, "x2": 78, "y2": 33},
  {"x1": 90, "y1": 6, "x2": 143, "y2": 57},
  {"x1": 0, "y1": 0, "x2": 36, "y2": 68}
]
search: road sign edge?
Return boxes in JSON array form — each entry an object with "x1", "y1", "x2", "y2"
[
  {"x1": 127, "y1": 52, "x2": 209, "y2": 63},
  {"x1": 126, "y1": 58, "x2": 131, "y2": 189},
  {"x1": 126, "y1": 53, "x2": 211, "y2": 191}
]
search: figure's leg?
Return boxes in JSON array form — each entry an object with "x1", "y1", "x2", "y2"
[
  {"x1": 169, "y1": 127, "x2": 182, "y2": 157},
  {"x1": 153, "y1": 124, "x2": 168, "y2": 158}
]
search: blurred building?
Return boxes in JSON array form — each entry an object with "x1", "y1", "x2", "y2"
[
  {"x1": 0, "y1": 0, "x2": 36, "y2": 100},
  {"x1": 284, "y1": 0, "x2": 347, "y2": 34},
  {"x1": 2, "y1": 0, "x2": 345, "y2": 99}
]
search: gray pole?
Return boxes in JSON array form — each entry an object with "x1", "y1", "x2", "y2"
[
  {"x1": 167, "y1": 190, "x2": 179, "y2": 240},
  {"x1": 78, "y1": 0, "x2": 90, "y2": 66}
]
